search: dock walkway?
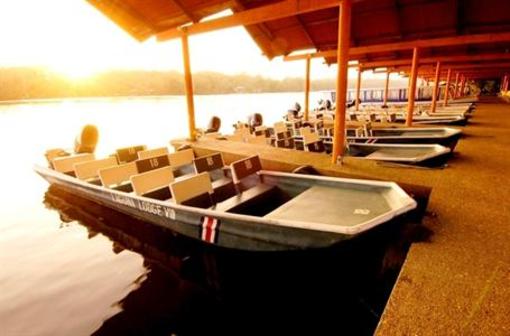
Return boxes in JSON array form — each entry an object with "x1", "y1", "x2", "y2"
[{"x1": 172, "y1": 97, "x2": 510, "y2": 335}]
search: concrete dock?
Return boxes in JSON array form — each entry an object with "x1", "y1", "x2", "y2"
[{"x1": 173, "y1": 97, "x2": 510, "y2": 334}]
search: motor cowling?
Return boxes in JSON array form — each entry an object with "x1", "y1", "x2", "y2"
[{"x1": 74, "y1": 124, "x2": 99, "y2": 154}]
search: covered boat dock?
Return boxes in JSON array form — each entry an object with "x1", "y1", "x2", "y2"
[{"x1": 87, "y1": 0, "x2": 510, "y2": 333}]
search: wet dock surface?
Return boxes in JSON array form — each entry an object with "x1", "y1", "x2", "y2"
[{"x1": 172, "y1": 97, "x2": 510, "y2": 334}]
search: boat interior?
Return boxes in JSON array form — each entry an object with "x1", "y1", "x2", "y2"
[{"x1": 46, "y1": 147, "x2": 408, "y2": 226}]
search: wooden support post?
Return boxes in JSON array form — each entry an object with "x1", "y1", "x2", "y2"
[
  {"x1": 383, "y1": 71, "x2": 390, "y2": 105},
  {"x1": 453, "y1": 72, "x2": 460, "y2": 99},
  {"x1": 501, "y1": 75, "x2": 507, "y2": 92},
  {"x1": 304, "y1": 55, "x2": 311, "y2": 121},
  {"x1": 504, "y1": 75, "x2": 509, "y2": 92},
  {"x1": 430, "y1": 61, "x2": 441, "y2": 113},
  {"x1": 406, "y1": 47, "x2": 420, "y2": 126},
  {"x1": 444, "y1": 68, "x2": 452, "y2": 106},
  {"x1": 181, "y1": 31, "x2": 196, "y2": 141},
  {"x1": 332, "y1": 0, "x2": 352, "y2": 163},
  {"x1": 355, "y1": 66, "x2": 362, "y2": 111}
]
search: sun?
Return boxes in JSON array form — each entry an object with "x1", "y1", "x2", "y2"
[{"x1": 50, "y1": 62, "x2": 101, "y2": 80}]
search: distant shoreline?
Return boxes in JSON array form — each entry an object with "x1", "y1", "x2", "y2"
[{"x1": 0, "y1": 91, "x2": 321, "y2": 106}]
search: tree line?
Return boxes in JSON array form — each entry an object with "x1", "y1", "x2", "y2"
[
  {"x1": 0, "y1": 67, "x2": 325, "y2": 101},
  {"x1": 0, "y1": 67, "x2": 408, "y2": 101}
]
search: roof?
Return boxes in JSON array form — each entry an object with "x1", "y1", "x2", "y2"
[{"x1": 88, "y1": 0, "x2": 510, "y2": 77}]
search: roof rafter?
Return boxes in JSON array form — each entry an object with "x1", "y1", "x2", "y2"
[
  {"x1": 283, "y1": 32, "x2": 510, "y2": 61},
  {"x1": 171, "y1": 0, "x2": 199, "y2": 23},
  {"x1": 156, "y1": 0, "x2": 346, "y2": 41}
]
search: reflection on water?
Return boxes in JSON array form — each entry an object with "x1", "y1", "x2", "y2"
[
  {"x1": 43, "y1": 185, "x2": 409, "y2": 335},
  {"x1": 0, "y1": 94, "x2": 412, "y2": 335}
]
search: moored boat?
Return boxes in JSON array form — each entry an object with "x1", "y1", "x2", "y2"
[
  {"x1": 345, "y1": 126, "x2": 462, "y2": 150},
  {"x1": 35, "y1": 148, "x2": 417, "y2": 251},
  {"x1": 346, "y1": 143, "x2": 451, "y2": 166}
]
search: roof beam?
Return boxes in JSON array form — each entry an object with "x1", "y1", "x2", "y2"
[
  {"x1": 157, "y1": 0, "x2": 344, "y2": 41},
  {"x1": 394, "y1": 62, "x2": 510, "y2": 72},
  {"x1": 353, "y1": 52, "x2": 510, "y2": 69},
  {"x1": 171, "y1": 0, "x2": 199, "y2": 23},
  {"x1": 283, "y1": 32, "x2": 510, "y2": 61}
]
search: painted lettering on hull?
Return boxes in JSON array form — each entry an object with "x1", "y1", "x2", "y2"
[
  {"x1": 111, "y1": 193, "x2": 136, "y2": 207},
  {"x1": 111, "y1": 193, "x2": 175, "y2": 219}
]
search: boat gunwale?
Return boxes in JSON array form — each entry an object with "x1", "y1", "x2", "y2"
[
  {"x1": 348, "y1": 143, "x2": 451, "y2": 163},
  {"x1": 34, "y1": 164, "x2": 417, "y2": 236}
]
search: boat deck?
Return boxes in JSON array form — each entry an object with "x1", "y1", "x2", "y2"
[{"x1": 172, "y1": 97, "x2": 510, "y2": 334}]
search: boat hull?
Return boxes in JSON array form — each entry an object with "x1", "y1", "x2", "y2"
[{"x1": 35, "y1": 165, "x2": 388, "y2": 251}]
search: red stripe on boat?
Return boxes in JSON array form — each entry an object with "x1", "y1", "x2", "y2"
[{"x1": 201, "y1": 216, "x2": 219, "y2": 243}]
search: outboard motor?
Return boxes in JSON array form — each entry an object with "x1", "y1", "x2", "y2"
[
  {"x1": 206, "y1": 116, "x2": 221, "y2": 133},
  {"x1": 74, "y1": 124, "x2": 98, "y2": 154},
  {"x1": 346, "y1": 98, "x2": 361, "y2": 108},
  {"x1": 286, "y1": 102, "x2": 302, "y2": 121},
  {"x1": 248, "y1": 113, "x2": 263, "y2": 132}
]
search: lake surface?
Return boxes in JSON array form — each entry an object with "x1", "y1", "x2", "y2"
[{"x1": 0, "y1": 93, "x2": 400, "y2": 335}]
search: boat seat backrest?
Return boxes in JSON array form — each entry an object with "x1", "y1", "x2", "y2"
[
  {"x1": 52, "y1": 153, "x2": 95, "y2": 174},
  {"x1": 130, "y1": 166, "x2": 174, "y2": 197},
  {"x1": 168, "y1": 149, "x2": 195, "y2": 168},
  {"x1": 74, "y1": 157, "x2": 118, "y2": 181},
  {"x1": 193, "y1": 153, "x2": 236, "y2": 203},
  {"x1": 363, "y1": 122, "x2": 373, "y2": 137},
  {"x1": 116, "y1": 145, "x2": 147, "y2": 163},
  {"x1": 194, "y1": 152, "x2": 225, "y2": 174},
  {"x1": 276, "y1": 137, "x2": 295, "y2": 149},
  {"x1": 254, "y1": 126, "x2": 270, "y2": 138},
  {"x1": 348, "y1": 113, "x2": 358, "y2": 121},
  {"x1": 275, "y1": 130, "x2": 292, "y2": 140},
  {"x1": 314, "y1": 120, "x2": 324, "y2": 132},
  {"x1": 99, "y1": 162, "x2": 138, "y2": 188},
  {"x1": 137, "y1": 147, "x2": 169, "y2": 160},
  {"x1": 170, "y1": 172, "x2": 214, "y2": 208},
  {"x1": 45, "y1": 148, "x2": 70, "y2": 166},
  {"x1": 230, "y1": 155, "x2": 263, "y2": 191},
  {"x1": 273, "y1": 121, "x2": 287, "y2": 134},
  {"x1": 306, "y1": 140, "x2": 325, "y2": 153},
  {"x1": 302, "y1": 130, "x2": 320, "y2": 145},
  {"x1": 299, "y1": 126, "x2": 312, "y2": 137},
  {"x1": 135, "y1": 154, "x2": 170, "y2": 173}
]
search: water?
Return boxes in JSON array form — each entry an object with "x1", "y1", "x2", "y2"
[{"x1": 0, "y1": 93, "x2": 403, "y2": 335}]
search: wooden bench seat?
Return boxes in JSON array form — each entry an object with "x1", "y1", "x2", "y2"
[
  {"x1": 170, "y1": 172, "x2": 214, "y2": 208},
  {"x1": 214, "y1": 183, "x2": 277, "y2": 214},
  {"x1": 74, "y1": 157, "x2": 118, "y2": 183},
  {"x1": 168, "y1": 148, "x2": 195, "y2": 177},
  {"x1": 116, "y1": 145, "x2": 146, "y2": 163},
  {"x1": 214, "y1": 155, "x2": 282, "y2": 215},
  {"x1": 52, "y1": 153, "x2": 95, "y2": 176},
  {"x1": 99, "y1": 162, "x2": 137, "y2": 192},
  {"x1": 130, "y1": 166, "x2": 174, "y2": 200},
  {"x1": 137, "y1": 147, "x2": 169, "y2": 160},
  {"x1": 193, "y1": 152, "x2": 236, "y2": 202},
  {"x1": 45, "y1": 148, "x2": 70, "y2": 167}
]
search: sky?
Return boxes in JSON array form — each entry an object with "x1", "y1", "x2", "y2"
[
  {"x1": 0, "y1": 0, "x2": 347, "y2": 80},
  {"x1": 0, "y1": 0, "x2": 403, "y2": 82}
]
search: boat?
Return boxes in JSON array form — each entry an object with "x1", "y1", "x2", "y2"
[
  {"x1": 346, "y1": 143, "x2": 452, "y2": 166},
  {"x1": 349, "y1": 126, "x2": 461, "y2": 149},
  {"x1": 35, "y1": 141, "x2": 417, "y2": 251},
  {"x1": 318, "y1": 126, "x2": 462, "y2": 150}
]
